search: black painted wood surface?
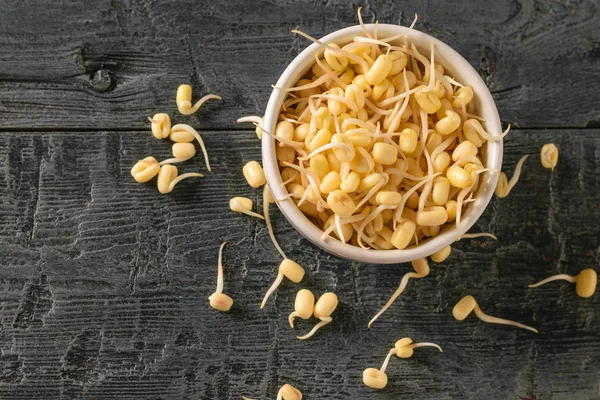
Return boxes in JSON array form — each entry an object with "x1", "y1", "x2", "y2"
[{"x1": 0, "y1": 1, "x2": 599, "y2": 399}]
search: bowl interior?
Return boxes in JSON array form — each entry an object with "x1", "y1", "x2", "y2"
[{"x1": 262, "y1": 24, "x2": 502, "y2": 264}]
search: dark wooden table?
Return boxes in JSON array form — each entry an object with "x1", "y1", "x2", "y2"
[{"x1": 0, "y1": 1, "x2": 599, "y2": 399}]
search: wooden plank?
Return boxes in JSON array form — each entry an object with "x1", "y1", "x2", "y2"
[
  {"x1": 0, "y1": 0, "x2": 598, "y2": 130},
  {"x1": 0, "y1": 129, "x2": 598, "y2": 399}
]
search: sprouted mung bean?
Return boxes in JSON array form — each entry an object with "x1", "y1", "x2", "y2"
[
  {"x1": 540, "y1": 143, "x2": 558, "y2": 170},
  {"x1": 243, "y1": 161, "x2": 267, "y2": 188},
  {"x1": 131, "y1": 156, "x2": 161, "y2": 182},
  {"x1": 176, "y1": 84, "x2": 222, "y2": 116},
  {"x1": 270, "y1": 7, "x2": 507, "y2": 251},
  {"x1": 148, "y1": 113, "x2": 171, "y2": 139},
  {"x1": 368, "y1": 258, "x2": 429, "y2": 327},
  {"x1": 229, "y1": 197, "x2": 265, "y2": 219},
  {"x1": 495, "y1": 155, "x2": 528, "y2": 198},
  {"x1": 363, "y1": 337, "x2": 442, "y2": 389},
  {"x1": 297, "y1": 292, "x2": 338, "y2": 340},
  {"x1": 528, "y1": 268, "x2": 597, "y2": 298},
  {"x1": 157, "y1": 165, "x2": 204, "y2": 194},
  {"x1": 452, "y1": 295, "x2": 538, "y2": 333},
  {"x1": 261, "y1": 259, "x2": 305, "y2": 309},
  {"x1": 289, "y1": 289, "x2": 316, "y2": 328},
  {"x1": 208, "y1": 242, "x2": 234, "y2": 312}
]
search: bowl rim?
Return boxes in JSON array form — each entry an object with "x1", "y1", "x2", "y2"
[{"x1": 262, "y1": 23, "x2": 503, "y2": 264}]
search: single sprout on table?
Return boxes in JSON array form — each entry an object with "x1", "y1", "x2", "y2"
[
  {"x1": 495, "y1": 155, "x2": 528, "y2": 198},
  {"x1": 540, "y1": 143, "x2": 559, "y2": 170},
  {"x1": 528, "y1": 268, "x2": 597, "y2": 298},
  {"x1": 229, "y1": 197, "x2": 265, "y2": 219},
  {"x1": 131, "y1": 156, "x2": 160, "y2": 182},
  {"x1": 452, "y1": 295, "x2": 538, "y2": 333},
  {"x1": 297, "y1": 292, "x2": 338, "y2": 340},
  {"x1": 243, "y1": 383, "x2": 302, "y2": 400},
  {"x1": 176, "y1": 84, "x2": 222, "y2": 116},
  {"x1": 170, "y1": 124, "x2": 212, "y2": 171},
  {"x1": 363, "y1": 337, "x2": 443, "y2": 389},
  {"x1": 148, "y1": 113, "x2": 171, "y2": 139},
  {"x1": 243, "y1": 161, "x2": 267, "y2": 188},
  {"x1": 157, "y1": 165, "x2": 204, "y2": 194},
  {"x1": 208, "y1": 242, "x2": 234, "y2": 312},
  {"x1": 237, "y1": 115, "x2": 265, "y2": 139},
  {"x1": 288, "y1": 289, "x2": 315, "y2": 328},
  {"x1": 261, "y1": 259, "x2": 305, "y2": 309},
  {"x1": 368, "y1": 258, "x2": 430, "y2": 328}
]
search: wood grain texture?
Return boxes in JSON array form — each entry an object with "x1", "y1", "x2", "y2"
[
  {"x1": 0, "y1": 128, "x2": 599, "y2": 399},
  {"x1": 0, "y1": 0, "x2": 599, "y2": 399},
  {"x1": 0, "y1": 0, "x2": 598, "y2": 130}
]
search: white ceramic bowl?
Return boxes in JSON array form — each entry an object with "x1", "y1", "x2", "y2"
[{"x1": 262, "y1": 24, "x2": 503, "y2": 264}]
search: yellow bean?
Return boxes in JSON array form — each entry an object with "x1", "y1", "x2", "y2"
[
  {"x1": 431, "y1": 245, "x2": 451, "y2": 263},
  {"x1": 452, "y1": 140, "x2": 478, "y2": 162},
  {"x1": 366, "y1": 55, "x2": 393, "y2": 86},
  {"x1": 310, "y1": 154, "x2": 330, "y2": 178},
  {"x1": 432, "y1": 176, "x2": 450, "y2": 205},
  {"x1": 399, "y1": 128, "x2": 418, "y2": 154},
  {"x1": 446, "y1": 165, "x2": 472, "y2": 188},
  {"x1": 327, "y1": 190, "x2": 356, "y2": 217},
  {"x1": 414, "y1": 85, "x2": 442, "y2": 114},
  {"x1": 172, "y1": 143, "x2": 196, "y2": 159},
  {"x1": 148, "y1": 113, "x2": 171, "y2": 139},
  {"x1": 452, "y1": 86, "x2": 474, "y2": 108},
  {"x1": 131, "y1": 156, "x2": 160, "y2": 183},
  {"x1": 391, "y1": 221, "x2": 417, "y2": 249},
  {"x1": 435, "y1": 110, "x2": 461, "y2": 135},
  {"x1": 320, "y1": 171, "x2": 341, "y2": 194},
  {"x1": 324, "y1": 44, "x2": 348, "y2": 71},
  {"x1": 306, "y1": 128, "x2": 332, "y2": 153},
  {"x1": 371, "y1": 142, "x2": 398, "y2": 166},
  {"x1": 340, "y1": 171, "x2": 361, "y2": 193},
  {"x1": 294, "y1": 123, "x2": 311, "y2": 142},
  {"x1": 277, "y1": 146, "x2": 296, "y2": 164},
  {"x1": 243, "y1": 160, "x2": 266, "y2": 188},
  {"x1": 388, "y1": 51, "x2": 409, "y2": 76},
  {"x1": 445, "y1": 200, "x2": 457, "y2": 221},
  {"x1": 276, "y1": 121, "x2": 295, "y2": 144},
  {"x1": 371, "y1": 79, "x2": 392, "y2": 102},
  {"x1": 288, "y1": 289, "x2": 315, "y2": 327},
  {"x1": 540, "y1": 143, "x2": 559, "y2": 170},
  {"x1": 376, "y1": 191, "x2": 403, "y2": 206},
  {"x1": 416, "y1": 206, "x2": 448, "y2": 226},
  {"x1": 433, "y1": 152, "x2": 451, "y2": 172}
]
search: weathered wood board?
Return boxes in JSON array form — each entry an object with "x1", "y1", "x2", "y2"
[{"x1": 0, "y1": 0, "x2": 599, "y2": 399}]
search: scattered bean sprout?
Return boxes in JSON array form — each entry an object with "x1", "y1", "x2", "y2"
[
  {"x1": 529, "y1": 268, "x2": 596, "y2": 298},
  {"x1": 208, "y1": 242, "x2": 234, "y2": 312},
  {"x1": 363, "y1": 337, "x2": 442, "y2": 389},
  {"x1": 452, "y1": 295, "x2": 538, "y2": 333},
  {"x1": 176, "y1": 84, "x2": 222, "y2": 116},
  {"x1": 540, "y1": 143, "x2": 559, "y2": 170}
]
